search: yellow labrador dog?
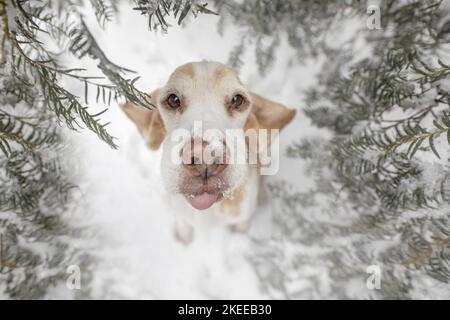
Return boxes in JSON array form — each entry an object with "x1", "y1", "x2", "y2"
[{"x1": 121, "y1": 61, "x2": 295, "y2": 243}]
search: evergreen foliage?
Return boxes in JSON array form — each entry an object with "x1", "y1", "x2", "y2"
[
  {"x1": 219, "y1": 0, "x2": 450, "y2": 298},
  {"x1": 0, "y1": 0, "x2": 213, "y2": 298}
]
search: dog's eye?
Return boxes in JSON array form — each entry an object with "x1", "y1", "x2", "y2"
[
  {"x1": 167, "y1": 94, "x2": 181, "y2": 109},
  {"x1": 231, "y1": 94, "x2": 244, "y2": 109}
]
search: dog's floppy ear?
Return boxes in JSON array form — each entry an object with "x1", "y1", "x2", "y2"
[
  {"x1": 244, "y1": 93, "x2": 296, "y2": 161},
  {"x1": 250, "y1": 92, "x2": 296, "y2": 131},
  {"x1": 120, "y1": 89, "x2": 166, "y2": 150}
]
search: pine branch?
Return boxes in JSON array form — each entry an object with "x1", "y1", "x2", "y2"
[
  {"x1": 0, "y1": 0, "x2": 9, "y2": 65},
  {"x1": 133, "y1": 0, "x2": 217, "y2": 31},
  {"x1": 69, "y1": 19, "x2": 154, "y2": 110},
  {"x1": 90, "y1": 0, "x2": 118, "y2": 27},
  {"x1": 11, "y1": 36, "x2": 118, "y2": 148}
]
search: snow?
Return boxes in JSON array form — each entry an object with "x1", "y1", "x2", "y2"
[{"x1": 49, "y1": 4, "x2": 319, "y2": 299}]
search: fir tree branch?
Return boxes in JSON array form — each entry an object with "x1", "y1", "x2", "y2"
[
  {"x1": 0, "y1": 0, "x2": 10, "y2": 65},
  {"x1": 11, "y1": 36, "x2": 118, "y2": 148}
]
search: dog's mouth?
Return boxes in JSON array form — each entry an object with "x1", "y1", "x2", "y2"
[
  {"x1": 179, "y1": 174, "x2": 228, "y2": 210},
  {"x1": 185, "y1": 192, "x2": 224, "y2": 210}
]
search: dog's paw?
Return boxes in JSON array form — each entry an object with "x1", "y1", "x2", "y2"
[
  {"x1": 174, "y1": 222, "x2": 193, "y2": 245},
  {"x1": 230, "y1": 221, "x2": 250, "y2": 233}
]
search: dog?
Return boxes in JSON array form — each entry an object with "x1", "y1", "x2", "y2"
[{"x1": 121, "y1": 61, "x2": 296, "y2": 244}]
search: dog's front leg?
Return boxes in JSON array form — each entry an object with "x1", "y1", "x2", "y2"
[
  {"x1": 174, "y1": 215, "x2": 193, "y2": 245},
  {"x1": 230, "y1": 220, "x2": 250, "y2": 233}
]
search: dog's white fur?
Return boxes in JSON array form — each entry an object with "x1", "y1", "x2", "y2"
[{"x1": 121, "y1": 61, "x2": 296, "y2": 243}]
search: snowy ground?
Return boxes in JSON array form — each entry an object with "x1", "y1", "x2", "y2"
[{"x1": 57, "y1": 4, "x2": 322, "y2": 299}]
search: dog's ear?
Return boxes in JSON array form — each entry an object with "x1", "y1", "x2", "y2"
[
  {"x1": 250, "y1": 92, "x2": 296, "y2": 131},
  {"x1": 120, "y1": 89, "x2": 166, "y2": 150},
  {"x1": 246, "y1": 92, "x2": 296, "y2": 149},
  {"x1": 244, "y1": 93, "x2": 296, "y2": 163}
]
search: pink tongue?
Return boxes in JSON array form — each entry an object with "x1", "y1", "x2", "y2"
[{"x1": 187, "y1": 193, "x2": 218, "y2": 210}]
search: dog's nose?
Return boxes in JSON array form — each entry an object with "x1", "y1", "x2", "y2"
[{"x1": 181, "y1": 139, "x2": 228, "y2": 178}]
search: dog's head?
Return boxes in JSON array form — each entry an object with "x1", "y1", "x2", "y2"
[{"x1": 121, "y1": 61, "x2": 295, "y2": 210}]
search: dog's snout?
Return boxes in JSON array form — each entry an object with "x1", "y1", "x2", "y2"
[
  {"x1": 184, "y1": 160, "x2": 227, "y2": 179},
  {"x1": 181, "y1": 139, "x2": 228, "y2": 178}
]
